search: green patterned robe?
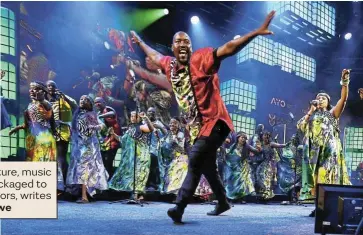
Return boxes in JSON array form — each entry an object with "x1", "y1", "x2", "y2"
[
  {"x1": 108, "y1": 124, "x2": 150, "y2": 193},
  {"x1": 297, "y1": 110, "x2": 351, "y2": 200},
  {"x1": 225, "y1": 143, "x2": 256, "y2": 200},
  {"x1": 277, "y1": 145, "x2": 302, "y2": 194}
]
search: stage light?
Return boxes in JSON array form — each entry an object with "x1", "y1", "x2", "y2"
[
  {"x1": 234, "y1": 35, "x2": 241, "y2": 40},
  {"x1": 191, "y1": 16, "x2": 200, "y2": 24},
  {"x1": 344, "y1": 33, "x2": 352, "y2": 40},
  {"x1": 164, "y1": 9, "x2": 169, "y2": 15},
  {"x1": 104, "y1": 41, "x2": 110, "y2": 50}
]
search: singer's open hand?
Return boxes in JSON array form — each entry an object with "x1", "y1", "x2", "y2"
[
  {"x1": 130, "y1": 31, "x2": 142, "y2": 45},
  {"x1": 139, "y1": 112, "x2": 146, "y2": 118},
  {"x1": 56, "y1": 89, "x2": 65, "y2": 97}
]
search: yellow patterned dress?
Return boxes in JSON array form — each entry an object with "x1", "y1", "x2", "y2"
[
  {"x1": 162, "y1": 131, "x2": 188, "y2": 194},
  {"x1": 297, "y1": 110, "x2": 351, "y2": 200}
]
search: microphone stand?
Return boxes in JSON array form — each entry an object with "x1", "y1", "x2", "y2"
[{"x1": 289, "y1": 142, "x2": 304, "y2": 206}]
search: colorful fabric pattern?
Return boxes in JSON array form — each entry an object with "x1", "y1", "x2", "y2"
[
  {"x1": 25, "y1": 101, "x2": 57, "y2": 162},
  {"x1": 49, "y1": 95, "x2": 75, "y2": 142},
  {"x1": 297, "y1": 110, "x2": 351, "y2": 200},
  {"x1": 169, "y1": 62, "x2": 201, "y2": 144},
  {"x1": 256, "y1": 144, "x2": 277, "y2": 200},
  {"x1": 248, "y1": 134, "x2": 263, "y2": 187},
  {"x1": 162, "y1": 131, "x2": 188, "y2": 194},
  {"x1": 24, "y1": 101, "x2": 63, "y2": 189},
  {"x1": 195, "y1": 175, "x2": 213, "y2": 197},
  {"x1": 67, "y1": 110, "x2": 109, "y2": 196},
  {"x1": 108, "y1": 124, "x2": 150, "y2": 193},
  {"x1": 225, "y1": 144, "x2": 255, "y2": 200},
  {"x1": 277, "y1": 145, "x2": 302, "y2": 194}
]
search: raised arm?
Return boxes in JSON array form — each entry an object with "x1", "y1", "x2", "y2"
[
  {"x1": 130, "y1": 31, "x2": 164, "y2": 67},
  {"x1": 63, "y1": 94, "x2": 78, "y2": 110},
  {"x1": 270, "y1": 142, "x2": 286, "y2": 149},
  {"x1": 215, "y1": 11, "x2": 275, "y2": 60},
  {"x1": 247, "y1": 143, "x2": 261, "y2": 154},
  {"x1": 332, "y1": 69, "x2": 350, "y2": 119},
  {"x1": 99, "y1": 107, "x2": 116, "y2": 119},
  {"x1": 9, "y1": 110, "x2": 29, "y2": 135},
  {"x1": 127, "y1": 61, "x2": 172, "y2": 93},
  {"x1": 139, "y1": 112, "x2": 154, "y2": 133}
]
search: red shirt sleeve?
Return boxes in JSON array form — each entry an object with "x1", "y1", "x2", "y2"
[
  {"x1": 197, "y1": 47, "x2": 221, "y2": 75},
  {"x1": 159, "y1": 56, "x2": 172, "y2": 74}
]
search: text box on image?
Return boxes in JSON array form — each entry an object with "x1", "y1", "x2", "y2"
[{"x1": 0, "y1": 162, "x2": 57, "y2": 219}]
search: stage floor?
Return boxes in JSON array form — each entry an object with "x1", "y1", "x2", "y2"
[{"x1": 1, "y1": 201, "x2": 316, "y2": 235}]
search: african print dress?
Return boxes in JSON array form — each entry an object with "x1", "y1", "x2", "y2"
[
  {"x1": 162, "y1": 131, "x2": 188, "y2": 194},
  {"x1": 24, "y1": 101, "x2": 64, "y2": 190},
  {"x1": 297, "y1": 110, "x2": 351, "y2": 200},
  {"x1": 256, "y1": 144, "x2": 277, "y2": 200},
  {"x1": 225, "y1": 143, "x2": 255, "y2": 200},
  {"x1": 248, "y1": 134, "x2": 263, "y2": 187},
  {"x1": 67, "y1": 109, "x2": 109, "y2": 196},
  {"x1": 108, "y1": 124, "x2": 150, "y2": 193},
  {"x1": 277, "y1": 145, "x2": 302, "y2": 194}
]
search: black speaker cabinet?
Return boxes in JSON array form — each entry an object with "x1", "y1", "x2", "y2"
[{"x1": 315, "y1": 184, "x2": 363, "y2": 234}]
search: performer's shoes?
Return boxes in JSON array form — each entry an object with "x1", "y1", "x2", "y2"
[
  {"x1": 167, "y1": 206, "x2": 184, "y2": 223},
  {"x1": 207, "y1": 202, "x2": 231, "y2": 216},
  {"x1": 308, "y1": 209, "x2": 315, "y2": 217}
]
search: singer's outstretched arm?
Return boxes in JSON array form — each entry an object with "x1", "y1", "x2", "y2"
[
  {"x1": 332, "y1": 69, "x2": 349, "y2": 119},
  {"x1": 128, "y1": 62, "x2": 172, "y2": 93}
]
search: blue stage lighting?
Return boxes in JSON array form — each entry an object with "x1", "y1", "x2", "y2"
[
  {"x1": 344, "y1": 33, "x2": 352, "y2": 40},
  {"x1": 191, "y1": 16, "x2": 200, "y2": 24}
]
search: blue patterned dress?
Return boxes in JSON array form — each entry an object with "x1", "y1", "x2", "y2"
[{"x1": 67, "y1": 109, "x2": 109, "y2": 196}]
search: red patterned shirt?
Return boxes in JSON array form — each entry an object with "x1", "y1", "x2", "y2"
[{"x1": 159, "y1": 47, "x2": 234, "y2": 138}]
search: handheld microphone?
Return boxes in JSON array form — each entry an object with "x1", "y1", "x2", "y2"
[
  {"x1": 310, "y1": 100, "x2": 319, "y2": 107},
  {"x1": 129, "y1": 69, "x2": 136, "y2": 81},
  {"x1": 289, "y1": 112, "x2": 294, "y2": 120}
]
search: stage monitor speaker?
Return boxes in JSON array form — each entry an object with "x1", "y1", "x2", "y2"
[{"x1": 315, "y1": 184, "x2": 363, "y2": 234}]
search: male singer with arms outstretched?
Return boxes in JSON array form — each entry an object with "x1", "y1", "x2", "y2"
[{"x1": 131, "y1": 11, "x2": 276, "y2": 223}]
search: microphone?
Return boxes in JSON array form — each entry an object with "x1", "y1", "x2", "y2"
[
  {"x1": 310, "y1": 100, "x2": 319, "y2": 107},
  {"x1": 289, "y1": 112, "x2": 294, "y2": 120},
  {"x1": 274, "y1": 134, "x2": 278, "y2": 141},
  {"x1": 129, "y1": 69, "x2": 136, "y2": 81}
]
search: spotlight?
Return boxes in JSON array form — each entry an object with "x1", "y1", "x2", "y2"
[
  {"x1": 344, "y1": 33, "x2": 352, "y2": 40},
  {"x1": 191, "y1": 16, "x2": 200, "y2": 24},
  {"x1": 104, "y1": 41, "x2": 110, "y2": 50},
  {"x1": 164, "y1": 9, "x2": 169, "y2": 15},
  {"x1": 233, "y1": 35, "x2": 241, "y2": 40}
]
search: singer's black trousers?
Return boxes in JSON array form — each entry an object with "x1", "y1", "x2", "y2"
[
  {"x1": 176, "y1": 120, "x2": 230, "y2": 208},
  {"x1": 57, "y1": 140, "x2": 69, "y2": 184}
]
